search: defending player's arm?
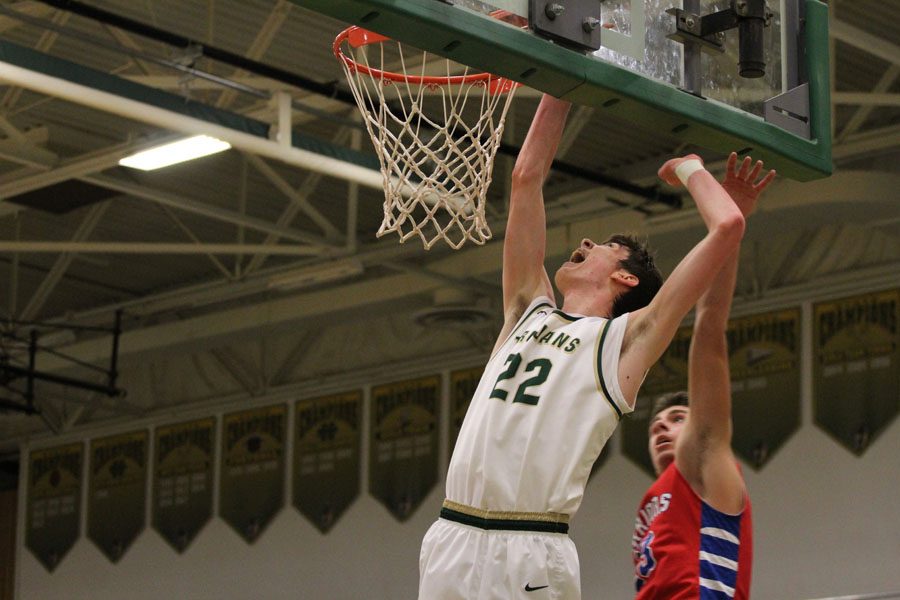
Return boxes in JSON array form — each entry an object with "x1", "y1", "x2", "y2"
[
  {"x1": 616, "y1": 155, "x2": 748, "y2": 406},
  {"x1": 675, "y1": 247, "x2": 744, "y2": 512},
  {"x1": 675, "y1": 154, "x2": 775, "y2": 513},
  {"x1": 495, "y1": 94, "x2": 569, "y2": 352}
]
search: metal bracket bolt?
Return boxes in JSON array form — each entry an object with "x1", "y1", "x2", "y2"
[
  {"x1": 545, "y1": 3, "x2": 565, "y2": 20},
  {"x1": 582, "y1": 16, "x2": 601, "y2": 32},
  {"x1": 679, "y1": 12, "x2": 701, "y2": 35}
]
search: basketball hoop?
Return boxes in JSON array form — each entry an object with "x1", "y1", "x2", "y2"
[{"x1": 334, "y1": 19, "x2": 521, "y2": 250}]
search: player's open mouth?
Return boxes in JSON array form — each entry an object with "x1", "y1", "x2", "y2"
[{"x1": 569, "y1": 249, "x2": 585, "y2": 263}]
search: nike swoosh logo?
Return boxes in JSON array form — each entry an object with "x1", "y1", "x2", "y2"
[{"x1": 524, "y1": 584, "x2": 549, "y2": 592}]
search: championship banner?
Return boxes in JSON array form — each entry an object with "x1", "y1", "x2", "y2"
[
  {"x1": 152, "y1": 418, "x2": 215, "y2": 552},
  {"x1": 728, "y1": 308, "x2": 801, "y2": 468},
  {"x1": 88, "y1": 430, "x2": 148, "y2": 563},
  {"x1": 26, "y1": 443, "x2": 82, "y2": 572},
  {"x1": 814, "y1": 289, "x2": 900, "y2": 454},
  {"x1": 220, "y1": 404, "x2": 286, "y2": 543},
  {"x1": 370, "y1": 375, "x2": 440, "y2": 521},
  {"x1": 622, "y1": 325, "x2": 691, "y2": 477},
  {"x1": 448, "y1": 367, "x2": 482, "y2": 460},
  {"x1": 294, "y1": 391, "x2": 362, "y2": 533}
]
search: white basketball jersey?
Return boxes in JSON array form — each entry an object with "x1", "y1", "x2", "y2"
[{"x1": 446, "y1": 295, "x2": 633, "y2": 516}]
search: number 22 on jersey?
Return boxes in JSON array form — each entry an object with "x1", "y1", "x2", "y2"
[{"x1": 488, "y1": 353, "x2": 553, "y2": 406}]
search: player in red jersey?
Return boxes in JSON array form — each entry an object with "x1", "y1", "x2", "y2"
[{"x1": 632, "y1": 153, "x2": 775, "y2": 599}]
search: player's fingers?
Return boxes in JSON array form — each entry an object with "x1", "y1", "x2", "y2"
[
  {"x1": 749, "y1": 160, "x2": 763, "y2": 182},
  {"x1": 660, "y1": 173, "x2": 681, "y2": 186},
  {"x1": 738, "y1": 155, "x2": 752, "y2": 179},
  {"x1": 726, "y1": 152, "x2": 738, "y2": 176},
  {"x1": 754, "y1": 169, "x2": 777, "y2": 191},
  {"x1": 657, "y1": 164, "x2": 679, "y2": 187}
]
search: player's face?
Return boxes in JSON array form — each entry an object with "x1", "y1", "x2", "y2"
[
  {"x1": 555, "y1": 238, "x2": 630, "y2": 289},
  {"x1": 648, "y1": 406, "x2": 689, "y2": 475}
]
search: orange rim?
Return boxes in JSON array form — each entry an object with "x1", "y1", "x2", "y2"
[{"x1": 333, "y1": 11, "x2": 524, "y2": 91}]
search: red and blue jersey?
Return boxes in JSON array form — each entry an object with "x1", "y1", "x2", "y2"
[{"x1": 632, "y1": 463, "x2": 752, "y2": 599}]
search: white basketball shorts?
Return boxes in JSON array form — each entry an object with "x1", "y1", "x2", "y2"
[{"x1": 418, "y1": 517, "x2": 581, "y2": 600}]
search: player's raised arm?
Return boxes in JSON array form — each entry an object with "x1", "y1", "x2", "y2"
[
  {"x1": 676, "y1": 154, "x2": 775, "y2": 512},
  {"x1": 501, "y1": 94, "x2": 569, "y2": 325},
  {"x1": 617, "y1": 155, "x2": 751, "y2": 406}
]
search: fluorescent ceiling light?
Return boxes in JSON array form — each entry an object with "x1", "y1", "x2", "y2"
[
  {"x1": 267, "y1": 258, "x2": 365, "y2": 291},
  {"x1": 118, "y1": 135, "x2": 231, "y2": 170}
]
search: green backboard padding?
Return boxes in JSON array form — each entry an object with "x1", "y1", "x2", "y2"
[{"x1": 297, "y1": 0, "x2": 832, "y2": 181}]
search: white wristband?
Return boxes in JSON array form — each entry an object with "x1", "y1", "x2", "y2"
[{"x1": 674, "y1": 159, "x2": 705, "y2": 186}]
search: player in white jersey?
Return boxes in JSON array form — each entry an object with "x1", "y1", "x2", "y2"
[{"x1": 418, "y1": 93, "x2": 749, "y2": 600}]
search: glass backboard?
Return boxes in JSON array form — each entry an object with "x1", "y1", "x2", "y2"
[{"x1": 295, "y1": 0, "x2": 831, "y2": 180}]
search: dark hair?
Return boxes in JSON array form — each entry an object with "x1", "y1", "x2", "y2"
[
  {"x1": 648, "y1": 391, "x2": 690, "y2": 425},
  {"x1": 604, "y1": 234, "x2": 662, "y2": 317}
]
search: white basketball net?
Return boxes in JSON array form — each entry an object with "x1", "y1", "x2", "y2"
[{"x1": 337, "y1": 30, "x2": 518, "y2": 250}]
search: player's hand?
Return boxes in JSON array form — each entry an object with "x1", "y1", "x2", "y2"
[
  {"x1": 658, "y1": 154, "x2": 703, "y2": 187},
  {"x1": 721, "y1": 152, "x2": 776, "y2": 217}
]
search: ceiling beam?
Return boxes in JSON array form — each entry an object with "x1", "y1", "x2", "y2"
[
  {"x1": 832, "y1": 124, "x2": 900, "y2": 161},
  {"x1": 210, "y1": 347, "x2": 261, "y2": 396},
  {"x1": 158, "y1": 204, "x2": 234, "y2": 280},
  {"x1": 0, "y1": 136, "x2": 183, "y2": 216},
  {"x1": 119, "y1": 76, "x2": 354, "y2": 128},
  {"x1": 837, "y1": 65, "x2": 900, "y2": 141},
  {"x1": 6, "y1": 216, "x2": 21, "y2": 316},
  {"x1": 0, "y1": 9, "x2": 70, "y2": 110},
  {"x1": 19, "y1": 201, "x2": 110, "y2": 320},
  {"x1": 123, "y1": 74, "x2": 307, "y2": 91},
  {"x1": 83, "y1": 174, "x2": 332, "y2": 247},
  {"x1": 268, "y1": 329, "x2": 323, "y2": 386},
  {"x1": 214, "y1": 0, "x2": 292, "y2": 110},
  {"x1": 383, "y1": 262, "x2": 502, "y2": 298},
  {"x1": 0, "y1": 42, "x2": 386, "y2": 192},
  {"x1": 0, "y1": 2, "x2": 54, "y2": 33},
  {"x1": 0, "y1": 115, "x2": 46, "y2": 143},
  {"x1": 832, "y1": 92, "x2": 900, "y2": 107},
  {"x1": 0, "y1": 242, "x2": 329, "y2": 256},
  {"x1": 98, "y1": 19, "x2": 161, "y2": 77},
  {"x1": 0, "y1": 141, "x2": 56, "y2": 168},
  {"x1": 0, "y1": 118, "x2": 56, "y2": 167},
  {"x1": 831, "y1": 19, "x2": 900, "y2": 66},
  {"x1": 242, "y1": 128, "x2": 353, "y2": 275},
  {"x1": 759, "y1": 228, "x2": 822, "y2": 290},
  {"x1": 245, "y1": 154, "x2": 344, "y2": 242},
  {"x1": 60, "y1": 404, "x2": 85, "y2": 432}
]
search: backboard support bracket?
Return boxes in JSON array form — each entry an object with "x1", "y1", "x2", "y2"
[
  {"x1": 667, "y1": 0, "x2": 774, "y2": 95},
  {"x1": 528, "y1": 0, "x2": 605, "y2": 53},
  {"x1": 764, "y1": 83, "x2": 811, "y2": 138}
]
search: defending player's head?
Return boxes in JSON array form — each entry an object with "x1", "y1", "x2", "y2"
[
  {"x1": 605, "y1": 234, "x2": 662, "y2": 317},
  {"x1": 647, "y1": 391, "x2": 690, "y2": 475}
]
